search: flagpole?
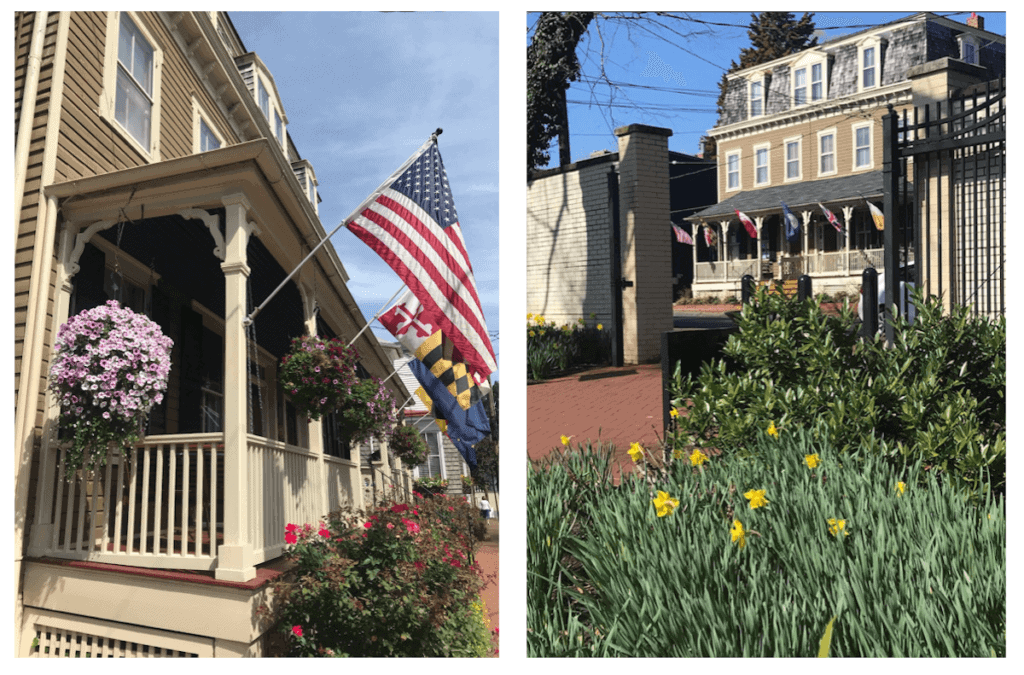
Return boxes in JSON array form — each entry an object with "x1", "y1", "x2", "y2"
[
  {"x1": 243, "y1": 129, "x2": 442, "y2": 327},
  {"x1": 346, "y1": 283, "x2": 408, "y2": 348}
]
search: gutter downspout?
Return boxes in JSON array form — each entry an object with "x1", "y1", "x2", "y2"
[
  {"x1": 13, "y1": 11, "x2": 70, "y2": 658},
  {"x1": 14, "y1": 12, "x2": 49, "y2": 253}
]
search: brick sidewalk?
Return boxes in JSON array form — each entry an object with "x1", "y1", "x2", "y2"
[
  {"x1": 528, "y1": 363, "x2": 665, "y2": 474},
  {"x1": 476, "y1": 518, "x2": 498, "y2": 656}
]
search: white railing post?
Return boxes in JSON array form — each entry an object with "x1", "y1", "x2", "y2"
[
  {"x1": 216, "y1": 194, "x2": 256, "y2": 582},
  {"x1": 298, "y1": 279, "x2": 329, "y2": 522}
]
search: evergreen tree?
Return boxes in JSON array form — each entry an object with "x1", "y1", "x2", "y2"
[{"x1": 715, "y1": 12, "x2": 817, "y2": 123}]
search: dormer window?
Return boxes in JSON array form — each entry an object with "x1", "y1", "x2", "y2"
[
  {"x1": 750, "y1": 79, "x2": 764, "y2": 117},
  {"x1": 811, "y1": 63, "x2": 823, "y2": 101},
  {"x1": 794, "y1": 68, "x2": 807, "y2": 105},
  {"x1": 275, "y1": 109, "x2": 283, "y2": 145},
  {"x1": 258, "y1": 77, "x2": 270, "y2": 120},
  {"x1": 958, "y1": 33, "x2": 981, "y2": 65},
  {"x1": 791, "y1": 53, "x2": 827, "y2": 108},
  {"x1": 856, "y1": 36, "x2": 885, "y2": 92}
]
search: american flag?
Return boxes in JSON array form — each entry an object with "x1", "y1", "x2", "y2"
[
  {"x1": 672, "y1": 223, "x2": 693, "y2": 245},
  {"x1": 347, "y1": 139, "x2": 496, "y2": 381}
]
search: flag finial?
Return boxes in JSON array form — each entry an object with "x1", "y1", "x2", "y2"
[{"x1": 431, "y1": 128, "x2": 444, "y2": 143}]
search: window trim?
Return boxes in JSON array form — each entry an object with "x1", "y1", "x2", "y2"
[
  {"x1": 851, "y1": 121, "x2": 874, "y2": 171},
  {"x1": 725, "y1": 150, "x2": 742, "y2": 192},
  {"x1": 99, "y1": 11, "x2": 163, "y2": 162},
  {"x1": 753, "y1": 142, "x2": 770, "y2": 186},
  {"x1": 856, "y1": 36, "x2": 885, "y2": 93},
  {"x1": 784, "y1": 136, "x2": 802, "y2": 182},
  {"x1": 192, "y1": 96, "x2": 224, "y2": 154},
  {"x1": 817, "y1": 128, "x2": 837, "y2": 177}
]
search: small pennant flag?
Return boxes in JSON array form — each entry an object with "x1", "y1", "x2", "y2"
[
  {"x1": 735, "y1": 209, "x2": 757, "y2": 238},
  {"x1": 818, "y1": 203, "x2": 846, "y2": 235},
  {"x1": 781, "y1": 202, "x2": 800, "y2": 243},
  {"x1": 672, "y1": 223, "x2": 693, "y2": 245},
  {"x1": 867, "y1": 201, "x2": 885, "y2": 231}
]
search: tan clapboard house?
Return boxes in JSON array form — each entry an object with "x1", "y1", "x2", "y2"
[
  {"x1": 688, "y1": 12, "x2": 1005, "y2": 298},
  {"x1": 14, "y1": 11, "x2": 412, "y2": 656}
]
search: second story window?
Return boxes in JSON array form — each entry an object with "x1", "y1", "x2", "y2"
[
  {"x1": 116, "y1": 14, "x2": 154, "y2": 149},
  {"x1": 819, "y1": 131, "x2": 836, "y2": 175},
  {"x1": 200, "y1": 119, "x2": 220, "y2": 152},
  {"x1": 854, "y1": 125, "x2": 871, "y2": 168},
  {"x1": 785, "y1": 139, "x2": 800, "y2": 180},
  {"x1": 750, "y1": 80, "x2": 763, "y2": 117},
  {"x1": 755, "y1": 145, "x2": 769, "y2": 185},
  {"x1": 726, "y1": 152, "x2": 740, "y2": 190}
]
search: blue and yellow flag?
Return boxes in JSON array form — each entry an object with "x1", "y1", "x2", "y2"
[{"x1": 379, "y1": 290, "x2": 491, "y2": 467}]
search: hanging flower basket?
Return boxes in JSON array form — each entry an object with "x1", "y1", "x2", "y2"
[
  {"x1": 279, "y1": 335, "x2": 399, "y2": 445},
  {"x1": 279, "y1": 335, "x2": 360, "y2": 421},
  {"x1": 388, "y1": 424, "x2": 430, "y2": 467},
  {"x1": 48, "y1": 300, "x2": 173, "y2": 478}
]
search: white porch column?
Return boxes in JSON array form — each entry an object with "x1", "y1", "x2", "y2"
[
  {"x1": 298, "y1": 279, "x2": 329, "y2": 520},
  {"x1": 717, "y1": 221, "x2": 729, "y2": 263},
  {"x1": 754, "y1": 216, "x2": 764, "y2": 278},
  {"x1": 800, "y1": 211, "x2": 813, "y2": 275},
  {"x1": 217, "y1": 194, "x2": 257, "y2": 582},
  {"x1": 842, "y1": 206, "x2": 855, "y2": 273}
]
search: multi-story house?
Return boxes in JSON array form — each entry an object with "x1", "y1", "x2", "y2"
[
  {"x1": 687, "y1": 12, "x2": 1005, "y2": 298},
  {"x1": 14, "y1": 11, "x2": 412, "y2": 656}
]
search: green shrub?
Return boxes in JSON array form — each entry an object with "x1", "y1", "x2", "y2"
[
  {"x1": 265, "y1": 495, "x2": 487, "y2": 657},
  {"x1": 669, "y1": 286, "x2": 1005, "y2": 497},
  {"x1": 527, "y1": 429, "x2": 1005, "y2": 657}
]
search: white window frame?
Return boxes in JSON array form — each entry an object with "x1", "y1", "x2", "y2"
[
  {"x1": 257, "y1": 75, "x2": 271, "y2": 120},
  {"x1": 725, "y1": 150, "x2": 741, "y2": 192},
  {"x1": 791, "y1": 53, "x2": 827, "y2": 108},
  {"x1": 416, "y1": 426, "x2": 446, "y2": 479},
  {"x1": 857, "y1": 37, "x2": 885, "y2": 92},
  {"x1": 754, "y1": 143, "x2": 770, "y2": 186},
  {"x1": 192, "y1": 96, "x2": 224, "y2": 154},
  {"x1": 793, "y1": 67, "x2": 807, "y2": 106},
  {"x1": 749, "y1": 78, "x2": 764, "y2": 118},
  {"x1": 98, "y1": 11, "x2": 163, "y2": 162},
  {"x1": 852, "y1": 121, "x2": 873, "y2": 171},
  {"x1": 818, "y1": 128, "x2": 837, "y2": 177},
  {"x1": 958, "y1": 34, "x2": 981, "y2": 65},
  {"x1": 784, "y1": 136, "x2": 802, "y2": 182},
  {"x1": 811, "y1": 62, "x2": 824, "y2": 102}
]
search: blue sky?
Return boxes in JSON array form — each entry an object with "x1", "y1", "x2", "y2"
[
  {"x1": 230, "y1": 11, "x2": 500, "y2": 380},
  {"x1": 528, "y1": 11, "x2": 1007, "y2": 165}
]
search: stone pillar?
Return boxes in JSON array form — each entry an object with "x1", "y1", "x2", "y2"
[
  {"x1": 614, "y1": 124, "x2": 673, "y2": 364},
  {"x1": 217, "y1": 194, "x2": 257, "y2": 582}
]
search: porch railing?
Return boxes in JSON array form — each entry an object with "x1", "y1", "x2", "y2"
[{"x1": 30, "y1": 433, "x2": 224, "y2": 570}]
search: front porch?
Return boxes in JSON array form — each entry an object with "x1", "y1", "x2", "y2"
[{"x1": 28, "y1": 141, "x2": 412, "y2": 584}]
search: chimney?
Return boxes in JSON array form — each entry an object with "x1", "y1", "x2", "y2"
[{"x1": 967, "y1": 12, "x2": 984, "y2": 30}]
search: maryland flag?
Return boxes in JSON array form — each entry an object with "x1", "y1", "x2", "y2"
[
  {"x1": 379, "y1": 289, "x2": 490, "y2": 467},
  {"x1": 703, "y1": 223, "x2": 717, "y2": 248},
  {"x1": 867, "y1": 201, "x2": 885, "y2": 231}
]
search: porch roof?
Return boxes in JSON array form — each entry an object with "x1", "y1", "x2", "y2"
[{"x1": 687, "y1": 171, "x2": 884, "y2": 222}]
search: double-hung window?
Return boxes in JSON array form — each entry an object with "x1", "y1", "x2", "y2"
[
  {"x1": 819, "y1": 131, "x2": 836, "y2": 176},
  {"x1": 726, "y1": 152, "x2": 740, "y2": 191},
  {"x1": 754, "y1": 145, "x2": 769, "y2": 186},
  {"x1": 750, "y1": 80, "x2": 763, "y2": 117},
  {"x1": 793, "y1": 68, "x2": 807, "y2": 106},
  {"x1": 785, "y1": 139, "x2": 800, "y2": 180},
  {"x1": 862, "y1": 47, "x2": 876, "y2": 88},
  {"x1": 854, "y1": 124, "x2": 872, "y2": 169},
  {"x1": 811, "y1": 63, "x2": 823, "y2": 101},
  {"x1": 116, "y1": 14, "x2": 154, "y2": 149}
]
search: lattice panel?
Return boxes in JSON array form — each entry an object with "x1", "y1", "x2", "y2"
[{"x1": 21, "y1": 609, "x2": 212, "y2": 657}]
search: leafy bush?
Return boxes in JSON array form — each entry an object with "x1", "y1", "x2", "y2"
[
  {"x1": 527, "y1": 429, "x2": 1005, "y2": 657},
  {"x1": 527, "y1": 314, "x2": 608, "y2": 380},
  {"x1": 669, "y1": 286, "x2": 1005, "y2": 496},
  {"x1": 266, "y1": 495, "x2": 489, "y2": 657}
]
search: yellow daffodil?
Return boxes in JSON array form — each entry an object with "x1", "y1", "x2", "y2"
[
  {"x1": 597, "y1": 323, "x2": 603, "y2": 331},
  {"x1": 673, "y1": 448, "x2": 684, "y2": 460},
  {"x1": 731, "y1": 520, "x2": 746, "y2": 549},
  {"x1": 744, "y1": 489, "x2": 769, "y2": 509},
  {"x1": 529, "y1": 330, "x2": 535, "y2": 338},
  {"x1": 536, "y1": 315, "x2": 545, "y2": 324},
  {"x1": 527, "y1": 313, "x2": 534, "y2": 321},
  {"x1": 895, "y1": 481, "x2": 906, "y2": 496},
  {"x1": 767, "y1": 421, "x2": 779, "y2": 437},
  {"x1": 669, "y1": 408, "x2": 679, "y2": 419},
  {"x1": 805, "y1": 453, "x2": 820, "y2": 469},
  {"x1": 827, "y1": 518, "x2": 849, "y2": 537},
  {"x1": 628, "y1": 442, "x2": 644, "y2": 462},
  {"x1": 652, "y1": 491, "x2": 679, "y2": 517},
  {"x1": 560, "y1": 434, "x2": 571, "y2": 447},
  {"x1": 689, "y1": 449, "x2": 709, "y2": 466}
]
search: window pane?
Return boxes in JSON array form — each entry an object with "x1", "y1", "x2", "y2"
[
  {"x1": 133, "y1": 34, "x2": 153, "y2": 95},
  {"x1": 812, "y1": 63, "x2": 822, "y2": 100},
  {"x1": 200, "y1": 119, "x2": 220, "y2": 151},
  {"x1": 259, "y1": 79, "x2": 270, "y2": 119},
  {"x1": 116, "y1": 67, "x2": 150, "y2": 148},
  {"x1": 786, "y1": 142, "x2": 799, "y2": 178}
]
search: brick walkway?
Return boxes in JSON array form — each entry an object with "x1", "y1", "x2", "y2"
[
  {"x1": 476, "y1": 518, "x2": 499, "y2": 656},
  {"x1": 528, "y1": 363, "x2": 666, "y2": 474}
]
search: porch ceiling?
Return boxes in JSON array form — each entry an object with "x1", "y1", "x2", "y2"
[{"x1": 689, "y1": 171, "x2": 889, "y2": 221}]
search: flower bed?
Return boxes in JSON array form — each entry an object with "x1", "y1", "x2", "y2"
[
  {"x1": 527, "y1": 313, "x2": 609, "y2": 381},
  {"x1": 48, "y1": 300, "x2": 172, "y2": 477}
]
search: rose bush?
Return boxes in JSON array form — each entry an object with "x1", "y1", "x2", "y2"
[{"x1": 48, "y1": 300, "x2": 172, "y2": 477}]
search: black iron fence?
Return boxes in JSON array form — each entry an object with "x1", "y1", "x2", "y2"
[{"x1": 882, "y1": 77, "x2": 1005, "y2": 343}]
